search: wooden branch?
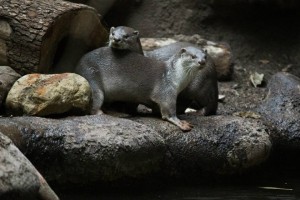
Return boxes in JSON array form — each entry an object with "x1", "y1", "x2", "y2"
[{"x1": 0, "y1": 0, "x2": 108, "y2": 74}]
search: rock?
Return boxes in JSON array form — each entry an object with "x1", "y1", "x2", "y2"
[
  {"x1": 281, "y1": 64, "x2": 300, "y2": 78},
  {"x1": 0, "y1": 21, "x2": 11, "y2": 65},
  {"x1": 257, "y1": 72, "x2": 300, "y2": 149},
  {"x1": 0, "y1": 115, "x2": 166, "y2": 185},
  {"x1": 207, "y1": 0, "x2": 300, "y2": 8},
  {"x1": 0, "y1": 20, "x2": 12, "y2": 40},
  {"x1": 5, "y1": 73, "x2": 91, "y2": 116},
  {"x1": 0, "y1": 66, "x2": 21, "y2": 112},
  {"x1": 0, "y1": 113, "x2": 272, "y2": 184},
  {"x1": 132, "y1": 115, "x2": 271, "y2": 176},
  {"x1": 140, "y1": 36, "x2": 234, "y2": 81},
  {"x1": 0, "y1": 132, "x2": 58, "y2": 200}
]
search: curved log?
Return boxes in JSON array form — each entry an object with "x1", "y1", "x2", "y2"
[
  {"x1": 0, "y1": 0, "x2": 108, "y2": 74},
  {"x1": 67, "y1": 0, "x2": 117, "y2": 15}
]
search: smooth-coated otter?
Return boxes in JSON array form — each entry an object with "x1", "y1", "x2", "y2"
[
  {"x1": 109, "y1": 26, "x2": 218, "y2": 115},
  {"x1": 75, "y1": 46, "x2": 207, "y2": 131},
  {"x1": 109, "y1": 26, "x2": 144, "y2": 55}
]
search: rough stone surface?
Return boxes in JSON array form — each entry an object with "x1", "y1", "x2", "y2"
[
  {"x1": 207, "y1": 0, "x2": 300, "y2": 7},
  {"x1": 132, "y1": 114, "x2": 271, "y2": 176},
  {"x1": 257, "y1": 72, "x2": 300, "y2": 149},
  {"x1": 0, "y1": 115, "x2": 166, "y2": 185},
  {"x1": 5, "y1": 73, "x2": 91, "y2": 116},
  {"x1": 0, "y1": 66, "x2": 21, "y2": 112},
  {"x1": 0, "y1": 20, "x2": 11, "y2": 65},
  {"x1": 0, "y1": 20, "x2": 12, "y2": 40},
  {"x1": 0, "y1": 132, "x2": 58, "y2": 200},
  {"x1": 0, "y1": 40, "x2": 7, "y2": 65}
]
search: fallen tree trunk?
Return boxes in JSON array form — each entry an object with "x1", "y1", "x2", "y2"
[
  {"x1": 0, "y1": 0, "x2": 108, "y2": 74},
  {"x1": 67, "y1": 0, "x2": 117, "y2": 15}
]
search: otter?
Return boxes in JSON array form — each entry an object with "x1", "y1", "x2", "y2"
[
  {"x1": 109, "y1": 26, "x2": 218, "y2": 115},
  {"x1": 108, "y1": 26, "x2": 144, "y2": 55},
  {"x1": 75, "y1": 46, "x2": 207, "y2": 131}
]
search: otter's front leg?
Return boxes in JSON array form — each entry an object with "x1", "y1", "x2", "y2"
[
  {"x1": 89, "y1": 80, "x2": 105, "y2": 115},
  {"x1": 158, "y1": 99, "x2": 193, "y2": 132}
]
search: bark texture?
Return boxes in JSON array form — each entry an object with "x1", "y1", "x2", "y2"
[{"x1": 0, "y1": 0, "x2": 108, "y2": 74}]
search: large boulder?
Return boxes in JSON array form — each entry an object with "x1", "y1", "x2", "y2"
[
  {"x1": 0, "y1": 66, "x2": 20, "y2": 112},
  {"x1": 0, "y1": 113, "x2": 272, "y2": 185},
  {"x1": 5, "y1": 73, "x2": 91, "y2": 116},
  {"x1": 0, "y1": 132, "x2": 58, "y2": 200},
  {"x1": 132, "y1": 115, "x2": 272, "y2": 176},
  {"x1": 0, "y1": 115, "x2": 166, "y2": 185},
  {"x1": 257, "y1": 72, "x2": 300, "y2": 149}
]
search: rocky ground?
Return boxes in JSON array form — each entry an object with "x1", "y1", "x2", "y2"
[{"x1": 1, "y1": 0, "x2": 300, "y2": 199}]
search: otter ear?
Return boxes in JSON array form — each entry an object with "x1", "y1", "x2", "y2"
[
  {"x1": 133, "y1": 30, "x2": 139, "y2": 36},
  {"x1": 110, "y1": 27, "x2": 115, "y2": 33}
]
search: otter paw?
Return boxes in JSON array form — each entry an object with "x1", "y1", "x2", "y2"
[
  {"x1": 179, "y1": 120, "x2": 193, "y2": 132},
  {"x1": 96, "y1": 110, "x2": 104, "y2": 115},
  {"x1": 91, "y1": 109, "x2": 104, "y2": 115}
]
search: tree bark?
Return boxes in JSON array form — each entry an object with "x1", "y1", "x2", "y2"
[
  {"x1": 67, "y1": 0, "x2": 117, "y2": 15},
  {"x1": 0, "y1": 0, "x2": 108, "y2": 74}
]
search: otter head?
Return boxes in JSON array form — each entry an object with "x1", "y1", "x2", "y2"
[
  {"x1": 108, "y1": 26, "x2": 142, "y2": 53},
  {"x1": 172, "y1": 47, "x2": 208, "y2": 92},
  {"x1": 178, "y1": 47, "x2": 207, "y2": 73}
]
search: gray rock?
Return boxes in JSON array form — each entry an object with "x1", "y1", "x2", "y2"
[
  {"x1": 0, "y1": 66, "x2": 21, "y2": 112},
  {"x1": 132, "y1": 115, "x2": 271, "y2": 176},
  {"x1": 207, "y1": 0, "x2": 300, "y2": 8},
  {"x1": 257, "y1": 72, "x2": 300, "y2": 149},
  {"x1": 0, "y1": 20, "x2": 12, "y2": 40},
  {"x1": 0, "y1": 132, "x2": 58, "y2": 200},
  {"x1": 5, "y1": 73, "x2": 91, "y2": 116},
  {"x1": 0, "y1": 21, "x2": 11, "y2": 65},
  {"x1": 0, "y1": 115, "x2": 166, "y2": 185}
]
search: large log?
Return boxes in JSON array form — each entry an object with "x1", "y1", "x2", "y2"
[
  {"x1": 0, "y1": 0, "x2": 108, "y2": 74},
  {"x1": 67, "y1": 0, "x2": 117, "y2": 15}
]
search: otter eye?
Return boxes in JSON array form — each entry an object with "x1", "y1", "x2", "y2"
[
  {"x1": 191, "y1": 55, "x2": 196, "y2": 59},
  {"x1": 124, "y1": 35, "x2": 129, "y2": 39}
]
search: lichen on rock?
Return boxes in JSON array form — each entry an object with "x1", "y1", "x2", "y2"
[{"x1": 5, "y1": 73, "x2": 91, "y2": 116}]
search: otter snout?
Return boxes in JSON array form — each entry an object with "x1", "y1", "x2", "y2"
[
  {"x1": 198, "y1": 59, "x2": 206, "y2": 65},
  {"x1": 113, "y1": 38, "x2": 121, "y2": 43},
  {"x1": 109, "y1": 35, "x2": 122, "y2": 48}
]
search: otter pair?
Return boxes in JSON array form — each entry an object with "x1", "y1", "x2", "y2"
[
  {"x1": 109, "y1": 26, "x2": 218, "y2": 115},
  {"x1": 75, "y1": 27, "x2": 218, "y2": 131}
]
